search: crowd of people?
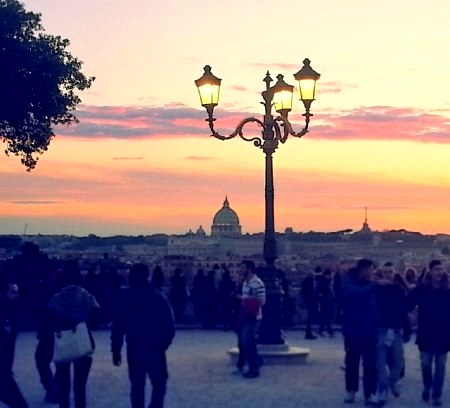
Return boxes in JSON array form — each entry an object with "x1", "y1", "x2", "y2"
[
  {"x1": 165, "y1": 264, "x2": 295, "y2": 330},
  {"x1": 0, "y1": 259, "x2": 175, "y2": 408},
  {"x1": 1, "y1": 249, "x2": 450, "y2": 407},
  {"x1": 340, "y1": 258, "x2": 450, "y2": 407}
]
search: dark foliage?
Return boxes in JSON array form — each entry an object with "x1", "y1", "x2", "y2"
[{"x1": 0, "y1": 0, "x2": 94, "y2": 170}]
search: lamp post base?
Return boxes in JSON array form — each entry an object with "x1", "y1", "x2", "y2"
[
  {"x1": 228, "y1": 344, "x2": 310, "y2": 365},
  {"x1": 257, "y1": 264, "x2": 285, "y2": 345}
]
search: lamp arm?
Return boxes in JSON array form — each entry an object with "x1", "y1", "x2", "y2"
[
  {"x1": 272, "y1": 120, "x2": 287, "y2": 144},
  {"x1": 208, "y1": 115, "x2": 265, "y2": 146},
  {"x1": 275, "y1": 112, "x2": 311, "y2": 139}
]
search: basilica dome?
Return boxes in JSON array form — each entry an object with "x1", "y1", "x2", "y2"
[{"x1": 211, "y1": 197, "x2": 242, "y2": 238}]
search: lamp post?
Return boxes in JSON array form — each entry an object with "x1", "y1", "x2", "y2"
[{"x1": 195, "y1": 59, "x2": 320, "y2": 344}]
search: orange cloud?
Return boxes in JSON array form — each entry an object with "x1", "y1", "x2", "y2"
[{"x1": 3, "y1": 156, "x2": 450, "y2": 235}]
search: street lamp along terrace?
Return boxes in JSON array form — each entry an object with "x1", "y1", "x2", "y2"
[{"x1": 195, "y1": 59, "x2": 320, "y2": 345}]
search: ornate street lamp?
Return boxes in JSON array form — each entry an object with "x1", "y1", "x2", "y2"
[
  {"x1": 195, "y1": 59, "x2": 320, "y2": 344},
  {"x1": 194, "y1": 65, "x2": 222, "y2": 116}
]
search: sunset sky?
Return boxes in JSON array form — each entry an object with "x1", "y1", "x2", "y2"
[{"x1": 1, "y1": 0, "x2": 450, "y2": 236}]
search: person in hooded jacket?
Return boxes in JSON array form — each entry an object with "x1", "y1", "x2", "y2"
[
  {"x1": 111, "y1": 263, "x2": 175, "y2": 408},
  {"x1": 44, "y1": 260, "x2": 100, "y2": 408}
]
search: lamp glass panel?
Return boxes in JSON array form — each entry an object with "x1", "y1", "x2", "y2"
[
  {"x1": 198, "y1": 84, "x2": 220, "y2": 106},
  {"x1": 297, "y1": 79, "x2": 316, "y2": 101},
  {"x1": 273, "y1": 90, "x2": 293, "y2": 112}
]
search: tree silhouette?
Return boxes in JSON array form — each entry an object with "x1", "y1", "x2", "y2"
[{"x1": 0, "y1": 0, "x2": 94, "y2": 170}]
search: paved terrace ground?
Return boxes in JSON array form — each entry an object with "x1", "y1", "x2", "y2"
[{"x1": 6, "y1": 330, "x2": 449, "y2": 408}]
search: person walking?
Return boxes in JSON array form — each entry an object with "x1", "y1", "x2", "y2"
[
  {"x1": 300, "y1": 271, "x2": 318, "y2": 339},
  {"x1": 333, "y1": 266, "x2": 344, "y2": 324},
  {"x1": 278, "y1": 269, "x2": 295, "y2": 327},
  {"x1": 317, "y1": 269, "x2": 335, "y2": 337},
  {"x1": 231, "y1": 271, "x2": 245, "y2": 374},
  {"x1": 36, "y1": 309, "x2": 58, "y2": 404},
  {"x1": 45, "y1": 260, "x2": 100, "y2": 408},
  {"x1": 111, "y1": 263, "x2": 175, "y2": 408},
  {"x1": 0, "y1": 279, "x2": 28, "y2": 408},
  {"x1": 408, "y1": 259, "x2": 450, "y2": 407},
  {"x1": 150, "y1": 266, "x2": 165, "y2": 292},
  {"x1": 35, "y1": 261, "x2": 60, "y2": 404},
  {"x1": 168, "y1": 268, "x2": 187, "y2": 323},
  {"x1": 218, "y1": 269, "x2": 236, "y2": 330},
  {"x1": 202, "y1": 269, "x2": 218, "y2": 329},
  {"x1": 341, "y1": 259, "x2": 380, "y2": 406},
  {"x1": 192, "y1": 269, "x2": 208, "y2": 324},
  {"x1": 374, "y1": 262, "x2": 408, "y2": 405},
  {"x1": 239, "y1": 260, "x2": 266, "y2": 379}
]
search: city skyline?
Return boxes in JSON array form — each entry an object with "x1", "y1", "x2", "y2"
[{"x1": 1, "y1": 0, "x2": 450, "y2": 236}]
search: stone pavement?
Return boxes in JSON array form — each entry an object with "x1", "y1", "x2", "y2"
[{"x1": 7, "y1": 330, "x2": 449, "y2": 407}]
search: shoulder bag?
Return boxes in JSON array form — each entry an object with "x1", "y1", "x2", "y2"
[{"x1": 53, "y1": 322, "x2": 94, "y2": 363}]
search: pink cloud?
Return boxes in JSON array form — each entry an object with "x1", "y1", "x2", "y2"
[
  {"x1": 248, "y1": 62, "x2": 300, "y2": 72},
  {"x1": 318, "y1": 81, "x2": 359, "y2": 94},
  {"x1": 54, "y1": 104, "x2": 450, "y2": 144},
  {"x1": 230, "y1": 85, "x2": 249, "y2": 92},
  {"x1": 313, "y1": 106, "x2": 450, "y2": 143}
]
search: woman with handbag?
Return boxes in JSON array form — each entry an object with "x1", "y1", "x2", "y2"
[{"x1": 45, "y1": 260, "x2": 100, "y2": 408}]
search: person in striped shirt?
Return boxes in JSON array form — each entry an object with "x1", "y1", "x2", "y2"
[{"x1": 240, "y1": 260, "x2": 266, "y2": 378}]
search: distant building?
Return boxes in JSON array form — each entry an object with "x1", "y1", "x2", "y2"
[
  {"x1": 167, "y1": 197, "x2": 262, "y2": 258},
  {"x1": 196, "y1": 225, "x2": 206, "y2": 237},
  {"x1": 211, "y1": 197, "x2": 242, "y2": 238},
  {"x1": 167, "y1": 229, "x2": 219, "y2": 257},
  {"x1": 360, "y1": 206, "x2": 372, "y2": 233}
]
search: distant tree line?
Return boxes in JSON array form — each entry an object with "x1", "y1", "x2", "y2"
[{"x1": 0, "y1": 234, "x2": 169, "y2": 252}]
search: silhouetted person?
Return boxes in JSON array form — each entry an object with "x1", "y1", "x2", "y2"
[
  {"x1": 97, "y1": 265, "x2": 121, "y2": 327},
  {"x1": 218, "y1": 269, "x2": 236, "y2": 330},
  {"x1": 202, "y1": 269, "x2": 218, "y2": 328},
  {"x1": 12, "y1": 241, "x2": 52, "y2": 329},
  {"x1": 300, "y1": 271, "x2": 318, "y2": 339},
  {"x1": 408, "y1": 260, "x2": 450, "y2": 406},
  {"x1": 83, "y1": 266, "x2": 100, "y2": 300},
  {"x1": 333, "y1": 267, "x2": 343, "y2": 324},
  {"x1": 0, "y1": 279, "x2": 28, "y2": 408},
  {"x1": 374, "y1": 262, "x2": 408, "y2": 404},
  {"x1": 35, "y1": 313, "x2": 58, "y2": 404},
  {"x1": 239, "y1": 260, "x2": 266, "y2": 379},
  {"x1": 35, "y1": 261, "x2": 61, "y2": 404},
  {"x1": 278, "y1": 269, "x2": 295, "y2": 327},
  {"x1": 111, "y1": 263, "x2": 175, "y2": 408},
  {"x1": 192, "y1": 269, "x2": 207, "y2": 323},
  {"x1": 44, "y1": 259, "x2": 100, "y2": 408},
  {"x1": 232, "y1": 272, "x2": 245, "y2": 374},
  {"x1": 151, "y1": 266, "x2": 165, "y2": 292},
  {"x1": 385, "y1": 272, "x2": 411, "y2": 381},
  {"x1": 317, "y1": 269, "x2": 335, "y2": 337},
  {"x1": 341, "y1": 259, "x2": 380, "y2": 406},
  {"x1": 169, "y1": 269, "x2": 187, "y2": 323}
]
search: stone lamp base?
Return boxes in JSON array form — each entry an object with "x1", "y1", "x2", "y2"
[{"x1": 228, "y1": 344, "x2": 310, "y2": 365}]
